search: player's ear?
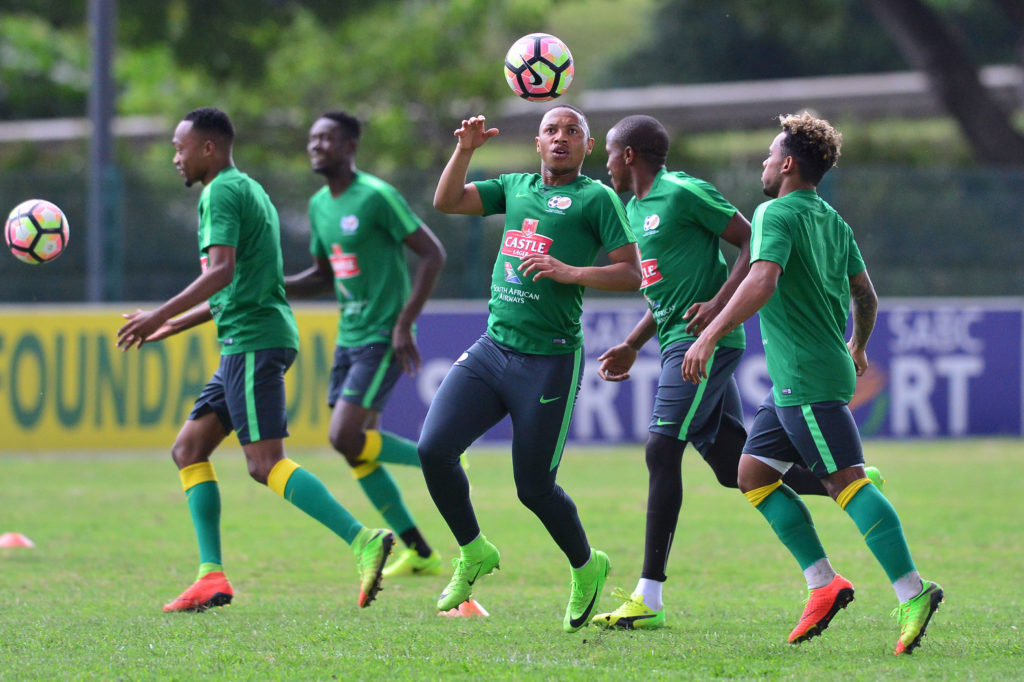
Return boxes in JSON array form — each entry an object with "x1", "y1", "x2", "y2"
[
  {"x1": 780, "y1": 155, "x2": 796, "y2": 175},
  {"x1": 585, "y1": 137, "x2": 595, "y2": 155},
  {"x1": 536, "y1": 136, "x2": 542, "y2": 154},
  {"x1": 622, "y1": 146, "x2": 635, "y2": 165}
]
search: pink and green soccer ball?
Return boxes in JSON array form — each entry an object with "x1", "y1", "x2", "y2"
[
  {"x1": 504, "y1": 33, "x2": 574, "y2": 102},
  {"x1": 5, "y1": 199, "x2": 69, "y2": 264}
]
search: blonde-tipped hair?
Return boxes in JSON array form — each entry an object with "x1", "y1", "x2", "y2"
[{"x1": 779, "y1": 112, "x2": 842, "y2": 184}]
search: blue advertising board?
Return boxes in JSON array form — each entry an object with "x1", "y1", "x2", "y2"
[{"x1": 380, "y1": 298, "x2": 1024, "y2": 443}]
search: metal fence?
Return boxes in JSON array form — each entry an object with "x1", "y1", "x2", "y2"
[{"x1": 1, "y1": 163, "x2": 1022, "y2": 303}]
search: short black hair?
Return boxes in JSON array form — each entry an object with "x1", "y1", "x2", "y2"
[
  {"x1": 184, "y1": 107, "x2": 235, "y2": 144},
  {"x1": 319, "y1": 111, "x2": 361, "y2": 140},
  {"x1": 544, "y1": 104, "x2": 591, "y2": 139},
  {"x1": 610, "y1": 115, "x2": 669, "y2": 168}
]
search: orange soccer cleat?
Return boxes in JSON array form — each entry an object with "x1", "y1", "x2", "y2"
[
  {"x1": 788, "y1": 574, "x2": 855, "y2": 643},
  {"x1": 162, "y1": 571, "x2": 234, "y2": 613}
]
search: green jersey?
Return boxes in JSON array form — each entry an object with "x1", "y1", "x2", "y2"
[
  {"x1": 628, "y1": 168, "x2": 744, "y2": 352},
  {"x1": 197, "y1": 166, "x2": 298, "y2": 355},
  {"x1": 475, "y1": 173, "x2": 636, "y2": 355},
  {"x1": 308, "y1": 171, "x2": 422, "y2": 346},
  {"x1": 750, "y1": 189, "x2": 866, "y2": 406}
]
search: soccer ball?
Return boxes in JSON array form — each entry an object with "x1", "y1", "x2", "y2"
[
  {"x1": 5, "y1": 199, "x2": 70, "y2": 264},
  {"x1": 504, "y1": 33, "x2": 574, "y2": 102}
]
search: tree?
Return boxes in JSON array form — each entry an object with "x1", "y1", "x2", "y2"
[{"x1": 863, "y1": 0, "x2": 1024, "y2": 164}]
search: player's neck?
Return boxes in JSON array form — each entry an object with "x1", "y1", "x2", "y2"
[
  {"x1": 540, "y1": 165, "x2": 582, "y2": 186},
  {"x1": 325, "y1": 166, "x2": 357, "y2": 197},
  {"x1": 201, "y1": 157, "x2": 233, "y2": 186},
  {"x1": 777, "y1": 177, "x2": 817, "y2": 198},
  {"x1": 632, "y1": 168, "x2": 659, "y2": 200}
]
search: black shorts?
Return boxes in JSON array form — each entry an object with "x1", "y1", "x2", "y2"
[
  {"x1": 326, "y1": 343, "x2": 403, "y2": 412},
  {"x1": 649, "y1": 341, "x2": 744, "y2": 456},
  {"x1": 743, "y1": 391, "x2": 864, "y2": 477},
  {"x1": 189, "y1": 348, "x2": 296, "y2": 446},
  {"x1": 418, "y1": 334, "x2": 583, "y2": 494}
]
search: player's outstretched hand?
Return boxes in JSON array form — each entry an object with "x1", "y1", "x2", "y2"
[
  {"x1": 597, "y1": 343, "x2": 637, "y2": 382},
  {"x1": 455, "y1": 115, "x2": 500, "y2": 151},
  {"x1": 392, "y1": 324, "x2": 421, "y2": 377},
  {"x1": 683, "y1": 299, "x2": 723, "y2": 335},
  {"x1": 681, "y1": 336, "x2": 714, "y2": 384},
  {"x1": 518, "y1": 254, "x2": 577, "y2": 284},
  {"x1": 117, "y1": 309, "x2": 169, "y2": 351}
]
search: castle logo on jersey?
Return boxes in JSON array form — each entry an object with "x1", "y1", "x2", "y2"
[
  {"x1": 501, "y1": 218, "x2": 553, "y2": 259},
  {"x1": 330, "y1": 243, "x2": 360, "y2": 279},
  {"x1": 546, "y1": 196, "x2": 572, "y2": 212},
  {"x1": 643, "y1": 214, "x2": 661, "y2": 231},
  {"x1": 504, "y1": 261, "x2": 522, "y2": 284},
  {"x1": 640, "y1": 258, "x2": 662, "y2": 288},
  {"x1": 340, "y1": 215, "x2": 359, "y2": 233}
]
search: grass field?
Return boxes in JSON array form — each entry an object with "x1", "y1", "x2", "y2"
[{"x1": 2, "y1": 439, "x2": 1022, "y2": 680}]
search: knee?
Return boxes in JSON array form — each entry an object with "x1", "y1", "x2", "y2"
[
  {"x1": 328, "y1": 425, "x2": 365, "y2": 466},
  {"x1": 245, "y1": 457, "x2": 275, "y2": 485},
  {"x1": 171, "y1": 438, "x2": 204, "y2": 470},
  {"x1": 705, "y1": 451, "x2": 740, "y2": 489}
]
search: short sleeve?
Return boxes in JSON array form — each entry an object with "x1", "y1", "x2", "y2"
[
  {"x1": 474, "y1": 177, "x2": 507, "y2": 216},
  {"x1": 375, "y1": 185, "x2": 423, "y2": 243},
  {"x1": 589, "y1": 182, "x2": 636, "y2": 251},
  {"x1": 201, "y1": 181, "x2": 241, "y2": 251},
  {"x1": 666, "y1": 175, "x2": 736, "y2": 236},
  {"x1": 846, "y1": 227, "x2": 866, "y2": 277},
  {"x1": 308, "y1": 198, "x2": 327, "y2": 259},
  {"x1": 750, "y1": 200, "x2": 791, "y2": 270}
]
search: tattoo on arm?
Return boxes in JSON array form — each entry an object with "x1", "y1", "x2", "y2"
[{"x1": 850, "y1": 277, "x2": 877, "y2": 346}]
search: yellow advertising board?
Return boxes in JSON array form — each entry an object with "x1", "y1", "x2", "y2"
[{"x1": 0, "y1": 305, "x2": 342, "y2": 451}]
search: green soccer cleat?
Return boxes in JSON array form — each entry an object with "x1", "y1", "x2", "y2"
[
  {"x1": 437, "y1": 537, "x2": 500, "y2": 612},
  {"x1": 352, "y1": 527, "x2": 395, "y2": 608},
  {"x1": 892, "y1": 580, "x2": 944, "y2": 655},
  {"x1": 591, "y1": 587, "x2": 665, "y2": 629},
  {"x1": 382, "y1": 548, "x2": 443, "y2": 578},
  {"x1": 564, "y1": 549, "x2": 610, "y2": 633},
  {"x1": 865, "y1": 466, "x2": 886, "y2": 493}
]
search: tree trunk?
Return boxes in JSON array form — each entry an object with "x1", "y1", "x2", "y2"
[{"x1": 864, "y1": 0, "x2": 1024, "y2": 165}]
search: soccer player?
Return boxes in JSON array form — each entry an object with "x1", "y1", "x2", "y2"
[
  {"x1": 424, "y1": 107, "x2": 642, "y2": 631},
  {"x1": 117, "y1": 107, "x2": 394, "y2": 612},
  {"x1": 284, "y1": 111, "x2": 447, "y2": 579},
  {"x1": 591, "y1": 114, "x2": 836, "y2": 630},
  {"x1": 681, "y1": 112, "x2": 943, "y2": 654}
]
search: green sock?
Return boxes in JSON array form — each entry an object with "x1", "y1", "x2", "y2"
[
  {"x1": 357, "y1": 465, "x2": 416, "y2": 535},
  {"x1": 843, "y1": 483, "x2": 917, "y2": 582},
  {"x1": 756, "y1": 485, "x2": 828, "y2": 570},
  {"x1": 377, "y1": 431, "x2": 421, "y2": 467},
  {"x1": 185, "y1": 480, "x2": 223, "y2": 576},
  {"x1": 283, "y1": 467, "x2": 364, "y2": 544}
]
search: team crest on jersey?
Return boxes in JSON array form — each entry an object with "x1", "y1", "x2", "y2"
[
  {"x1": 546, "y1": 196, "x2": 572, "y2": 212},
  {"x1": 330, "y1": 243, "x2": 360, "y2": 280},
  {"x1": 640, "y1": 258, "x2": 662, "y2": 288},
  {"x1": 504, "y1": 261, "x2": 522, "y2": 284},
  {"x1": 501, "y1": 218, "x2": 553, "y2": 259},
  {"x1": 340, "y1": 215, "x2": 359, "y2": 233},
  {"x1": 643, "y1": 214, "x2": 661, "y2": 231}
]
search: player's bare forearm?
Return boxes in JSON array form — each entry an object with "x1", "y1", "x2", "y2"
[
  {"x1": 573, "y1": 243, "x2": 641, "y2": 291},
  {"x1": 397, "y1": 227, "x2": 446, "y2": 332},
  {"x1": 285, "y1": 260, "x2": 333, "y2": 298},
  {"x1": 699, "y1": 260, "x2": 780, "y2": 347},
  {"x1": 624, "y1": 309, "x2": 657, "y2": 350},
  {"x1": 716, "y1": 212, "x2": 753, "y2": 303},
  {"x1": 848, "y1": 268, "x2": 878, "y2": 351},
  {"x1": 434, "y1": 116, "x2": 496, "y2": 214}
]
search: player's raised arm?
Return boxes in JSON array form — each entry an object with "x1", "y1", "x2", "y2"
[{"x1": 433, "y1": 116, "x2": 498, "y2": 215}]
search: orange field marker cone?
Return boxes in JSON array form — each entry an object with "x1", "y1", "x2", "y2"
[
  {"x1": 0, "y1": 532, "x2": 35, "y2": 548},
  {"x1": 439, "y1": 598, "x2": 489, "y2": 617}
]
